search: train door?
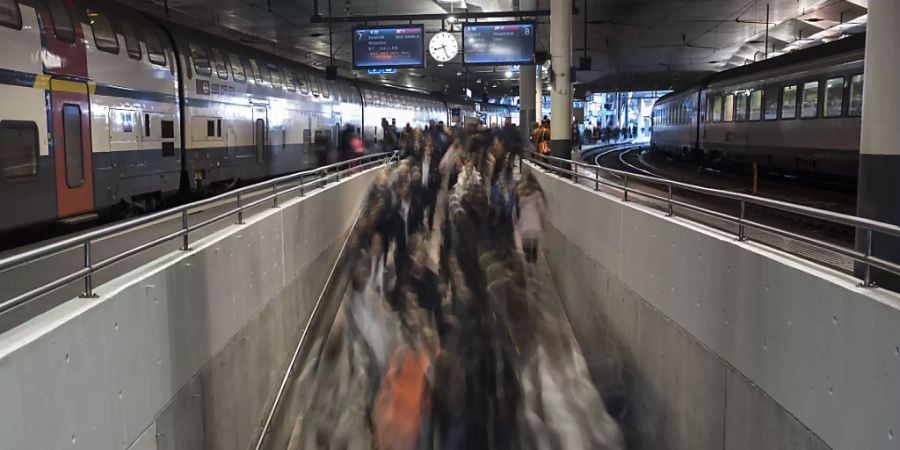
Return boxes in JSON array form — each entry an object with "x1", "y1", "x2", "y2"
[
  {"x1": 50, "y1": 79, "x2": 93, "y2": 218},
  {"x1": 252, "y1": 106, "x2": 267, "y2": 167},
  {"x1": 333, "y1": 112, "x2": 342, "y2": 162}
]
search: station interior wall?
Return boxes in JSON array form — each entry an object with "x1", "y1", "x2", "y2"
[
  {"x1": 0, "y1": 167, "x2": 381, "y2": 450},
  {"x1": 527, "y1": 163, "x2": 900, "y2": 450}
]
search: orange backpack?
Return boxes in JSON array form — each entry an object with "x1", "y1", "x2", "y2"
[{"x1": 372, "y1": 346, "x2": 432, "y2": 450}]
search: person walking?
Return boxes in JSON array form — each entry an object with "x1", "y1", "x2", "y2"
[{"x1": 515, "y1": 172, "x2": 546, "y2": 263}]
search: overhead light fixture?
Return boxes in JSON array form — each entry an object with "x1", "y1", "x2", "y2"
[
  {"x1": 437, "y1": 63, "x2": 444, "y2": 67},
  {"x1": 504, "y1": 70, "x2": 512, "y2": 78},
  {"x1": 476, "y1": 78, "x2": 482, "y2": 83},
  {"x1": 447, "y1": 15, "x2": 458, "y2": 23},
  {"x1": 456, "y1": 71, "x2": 463, "y2": 76}
]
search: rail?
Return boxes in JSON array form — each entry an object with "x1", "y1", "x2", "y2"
[
  {"x1": 526, "y1": 151, "x2": 900, "y2": 287},
  {"x1": 0, "y1": 152, "x2": 396, "y2": 316}
]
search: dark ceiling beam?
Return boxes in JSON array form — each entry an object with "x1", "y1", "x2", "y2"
[{"x1": 310, "y1": 10, "x2": 550, "y2": 23}]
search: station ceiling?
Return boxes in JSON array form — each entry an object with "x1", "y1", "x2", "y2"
[{"x1": 116, "y1": 0, "x2": 868, "y2": 98}]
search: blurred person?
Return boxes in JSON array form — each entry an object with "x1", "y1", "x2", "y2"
[{"x1": 516, "y1": 172, "x2": 546, "y2": 263}]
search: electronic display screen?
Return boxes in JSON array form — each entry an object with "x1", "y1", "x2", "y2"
[
  {"x1": 463, "y1": 22, "x2": 535, "y2": 65},
  {"x1": 353, "y1": 25, "x2": 425, "y2": 69}
]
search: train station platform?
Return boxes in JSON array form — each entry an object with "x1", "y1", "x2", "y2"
[{"x1": 1, "y1": 152, "x2": 899, "y2": 450}]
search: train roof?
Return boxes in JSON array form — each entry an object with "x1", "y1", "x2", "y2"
[{"x1": 657, "y1": 33, "x2": 866, "y2": 104}]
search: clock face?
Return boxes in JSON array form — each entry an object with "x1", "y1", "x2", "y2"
[{"x1": 429, "y1": 31, "x2": 459, "y2": 63}]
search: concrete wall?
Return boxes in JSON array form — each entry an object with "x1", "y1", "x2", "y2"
[
  {"x1": 528, "y1": 164, "x2": 900, "y2": 450},
  {"x1": 0, "y1": 167, "x2": 380, "y2": 450}
]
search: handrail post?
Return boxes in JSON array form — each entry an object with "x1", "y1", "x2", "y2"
[
  {"x1": 300, "y1": 179, "x2": 305, "y2": 197},
  {"x1": 272, "y1": 183, "x2": 279, "y2": 208},
  {"x1": 236, "y1": 192, "x2": 244, "y2": 224},
  {"x1": 622, "y1": 174, "x2": 629, "y2": 202},
  {"x1": 594, "y1": 167, "x2": 600, "y2": 191},
  {"x1": 181, "y1": 209, "x2": 190, "y2": 250},
  {"x1": 667, "y1": 184, "x2": 674, "y2": 217},
  {"x1": 863, "y1": 228, "x2": 874, "y2": 287},
  {"x1": 320, "y1": 168, "x2": 327, "y2": 189},
  {"x1": 80, "y1": 241, "x2": 96, "y2": 298},
  {"x1": 738, "y1": 200, "x2": 747, "y2": 241}
]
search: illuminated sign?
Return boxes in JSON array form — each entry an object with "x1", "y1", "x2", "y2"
[
  {"x1": 367, "y1": 68, "x2": 398, "y2": 74},
  {"x1": 353, "y1": 25, "x2": 425, "y2": 69},
  {"x1": 463, "y1": 22, "x2": 535, "y2": 65}
]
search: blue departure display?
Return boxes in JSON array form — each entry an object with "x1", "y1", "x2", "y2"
[
  {"x1": 463, "y1": 22, "x2": 535, "y2": 65},
  {"x1": 353, "y1": 25, "x2": 425, "y2": 69}
]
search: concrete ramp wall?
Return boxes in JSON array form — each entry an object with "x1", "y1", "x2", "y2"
[
  {"x1": 0, "y1": 168, "x2": 380, "y2": 450},
  {"x1": 528, "y1": 164, "x2": 900, "y2": 450}
]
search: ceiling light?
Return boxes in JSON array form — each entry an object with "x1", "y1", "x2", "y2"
[
  {"x1": 437, "y1": 63, "x2": 444, "y2": 67},
  {"x1": 504, "y1": 70, "x2": 512, "y2": 78},
  {"x1": 447, "y1": 15, "x2": 458, "y2": 23},
  {"x1": 476, "y1": 79, "x2": 482, "y2": 83},
  {"x1": 456, "y1": 71, "x2": 463, "y2": 76}
]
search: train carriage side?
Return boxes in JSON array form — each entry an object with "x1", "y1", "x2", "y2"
[
  {"x1": 357, "y1": 83, "x2": 445, "y2": 146},
  {"x1": 0, "y1": 0, "x2": 56, "y2": 231},
  {"x1": 651, "y1": 89, "x2": 699, "y2": 157},
  {"x1": 698, "y1": 35, "x2": 864, "y2": 177},
  {"x1": 85, "y1": 4, "x2": 181, "y2": 211}
]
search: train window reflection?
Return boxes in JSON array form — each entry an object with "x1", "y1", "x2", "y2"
[
  {"x1": 144, "y1": 29, "x2": 168, "y2": 66},
  {"x1": 118, "y1": 22, "x2": 141, "y2": 60},
  {"x1": 268, "y1": 65, "x2": 283, "y2": 89},
  {"x1": 0, "y1": 121, "x2": 38, "y2": 179},
  {"x1": 763, "y1": 87, "x2": 778, "y2": 120},
  {"x1": 63, "y1": 104, "x2": 84, "y2": 188},
  {"x1": 749, "y1": 90, "x2": 762, "y2": 121},
  {"x1": 228, "y1": 53, "x2": 246, "y2": 83},
  {"x1": 249, "y1": 59, "x2": 263, "y2": 84},
  {"x1": 823, "y1": 77, "x2": 843, "y2": 118},
  {"x1": 0, "y1": 0, "x2": 21, "y2": 30},
  {"x1": 296, "y1": 72, "x2": 309, "y2": 95},
  {"x1": 711, "y1": 95, "x2": 722, "y2": 122},
  {"x1": 734, "y1": 91, "x2": 748, "y2": 121},
  {"x1": 801, "y1": 81, "x2": 819, "y2": 118},
  {"x1": 210, "y1": 48, "x2": 228, "y2": 80},
  {"x1": 848, "y1": 74, "x2": 863, "y2": 117},
  {"x1": 190, "y1": 44, "x2": 212, "y2": 77},
  {"x1": 89, "y1": 12, "x2": 119, "y2": 54},
  {"x1": 48, "y1": 0, "x2": 74, "y2": 43},
  {"x1": 723, "y1": 94, "x2": 734, "y2": 122},
  {"x1": 781, "y1": 85, "x2": 797, "y2": 119},
  {"x1": 283, "y1": 70, "x2": 296, "y2": 92}
]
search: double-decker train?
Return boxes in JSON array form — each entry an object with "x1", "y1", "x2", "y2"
[
  {"x1": 651, "y1": 33, "x2": 865, "y2": 179},
  {"x1": 0, "y1": 0, "x2": 515, "y2": 232}
]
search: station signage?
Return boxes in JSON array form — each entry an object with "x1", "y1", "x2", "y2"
[
  {"x1": 463, "y1": 22, "x2": 535, "y2": 65},
  {"x1": 352, "y1": 25, "x2": 425, "y2": 69}
]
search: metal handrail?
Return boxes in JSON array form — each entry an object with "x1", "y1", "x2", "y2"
[
  {"x1": 0, "y1": 152, "x2": 396, "y2": 315},
  {"x1": 526, "y1": 151, "x2": 900, "y2": 287}
]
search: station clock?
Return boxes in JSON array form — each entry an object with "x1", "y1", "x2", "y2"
[{"x1": 429, "y1": 31, "x2": 459, "y2": 63}]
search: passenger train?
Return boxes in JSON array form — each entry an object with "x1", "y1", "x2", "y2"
[
  {"x1": 0, "y1": 0, "x2": 515, "y2": 232},
  {"x1": 651, "y1": 33, "x2": 865, "y2": 179}
]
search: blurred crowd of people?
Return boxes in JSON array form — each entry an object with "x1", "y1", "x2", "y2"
[{"x1": 289, "y1": 121, "x2": 624, "y2": 450}]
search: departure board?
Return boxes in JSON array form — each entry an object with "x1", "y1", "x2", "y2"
[
  {"x1": 353, "y1": 25, "x2": 425, "y2": 69},
  {"x1": 463, "y1": 22, "x2": 535, "y2": 65}
]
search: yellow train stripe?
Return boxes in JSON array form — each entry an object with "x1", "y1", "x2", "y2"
[{"x1": 45, "y1": 78, "x2": 97, "y2": 95}]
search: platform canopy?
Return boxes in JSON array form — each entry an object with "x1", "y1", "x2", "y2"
[{"x1": 118, "y1": 0, "x2": 868, "y2": 96}]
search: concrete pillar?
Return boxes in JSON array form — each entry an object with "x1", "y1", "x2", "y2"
[
  {"x1": 857, "y1": 0, "x2": 900, "y2": 288},
  {"x1": 535, "y1": 65, "x2": 543, "y2": 122},
  {"x1": 519, "y1": 0, "x2": 537, "y2": 145},
  {"x1": 549, "y1": 0, "x2": 572, "y2": 159}
]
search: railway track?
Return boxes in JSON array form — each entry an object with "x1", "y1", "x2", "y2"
[{"x1": 574, "y1": 144, "x2": 857, "y2": 274}]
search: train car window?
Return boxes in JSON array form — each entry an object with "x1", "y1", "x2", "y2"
[
  {"x1": 295, "y1": 72, "x2": 309, "y2": 94},
  {"x1": 62, "y1": 104, "x2": 84, "y2": 188},
  {"x1": 781, "y1": 85, "x2": 798, "y2": 119},
  {"x1": 824, "y1": 77, "x2": 843, "y2": 118},
  {"x1": 48, "y1": 0, "x2": 75, "y2": 43},
  {"x1": 255, "y1": 119, "x2": 265, "y2": 162},
  {"x1": 322, "y1": 80, "x2": 330, "y2": 98},
  {"x1": 210, "y1": 48, "x2": 228, "y2": 80},
  {"x1": 801, "y1": 81, "x2": 819, "y2": 119},
  {"x1": 144, "y1": 29, "x2": 168, "y2": 66},
  {"x1": 0, "y1": 0, "x2": 21, "y2": 29},
  {"x1": 189, "y1": 44, "x2": 212, "y2": 77},
  {"x1": 268, "y1": 65, "x2": 283, "y2": 89},
  {"x1": 88, "y1": 11, "x2": 119, "y2": 54},
  {"x1": 249, "y1": 59, "x2": 264, "y2": 84},
  {"x1": 711, "y1": 95, "x2": 722, "y2": 122},
  {"x1": 748, "y1": 90, "x2": 762, "y2": 121},
  {"x1": 763, "y1": 87, "x2": 778, "y2": 120},
  {"x1": 734, "y1": 92, "x2": 748, "y2": 121},
  {"x1": 283, "y1": 70, "x2": 296, "y2": 92},
  {"x1": 118, "y1": 22, "x2": 142, "y2": 60},
  {"x1": 0, "y1": 121, "x2": 39, "y2": 179},
  {"x1": 723, "y1": 94, "x2": 734, "y2": 122},
  {"x1": 311, "y1": 77, "x2": 321, "y2": 97},
  {"x1": 227, "y1": 53, "x2": 246, "y2": 82},
  {"x1": 848, "y1": 74, "x2": 863, "y2": 116}
]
